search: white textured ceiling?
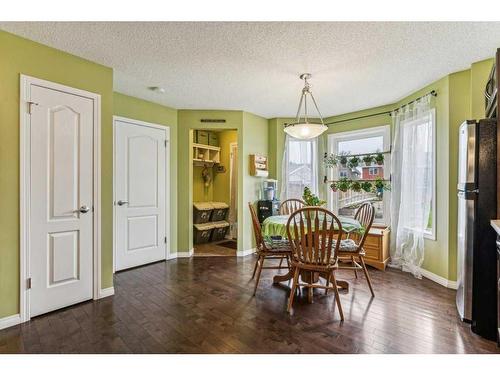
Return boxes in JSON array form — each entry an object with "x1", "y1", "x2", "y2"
[{"x1": 2, "y1": 22, "x2": 500, "y2": 118}]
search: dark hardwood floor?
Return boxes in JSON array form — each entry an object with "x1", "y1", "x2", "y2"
[{"x1": 1, "y1": 256, "x2": 499, "y2": 354}]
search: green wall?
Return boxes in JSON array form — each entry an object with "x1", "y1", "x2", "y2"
[
  {"x1": 0, "y1": 30, "x2": 114, "y2": 319},
  {"x1": 113, "y1": 92, "x2": 178, "y2": 256}
]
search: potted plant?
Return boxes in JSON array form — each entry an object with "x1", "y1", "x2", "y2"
[
  {"x1": 351, "y1": 181, "x2": 362, "y2": 192},
  {"x1": 336, "y1": 177, "x2": 351, "y2": 192},
  {"x1": 348, "y1": 155, "x2": 360, "y2": 168},
  {"x1": 361, "y1": 181, "x2": 372, "y2": 193},
  {"x1": 373, "y1": 177, "x2": 390, "y2": 198},
  {"x1": 375, "y1": 152, "x2": 384, "y2": 165},
  {"x1": 363, "y1": 154, "x2": 374, "y2": 166},
  {"x1": 338, "y1": 151, "x2": 349, "y2": 167},
  {"x1": 324, "y1": 153, "x2": 338, "y2": 168},
  {"x1": 302, "y1": 187, "x2": 326, "y2": 206},
  {"x1": 330, "y1": 182, "x2": 337, "y2": 192}
]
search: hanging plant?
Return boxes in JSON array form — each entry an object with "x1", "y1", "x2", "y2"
[
  {"x1": 338, "y1": 151, "x2": 349, "y2": 167},
  {"x1": 362, "y1": 154, "x2": 374, "y2": 166},
  {"x1": 351, "y1": 181, "x2": 362, "y2": 192},
  {"x1": 375, "y1": 152, "x2": 385, "y2": 165},
  {"x1": 330, "y1": 182, "x2": 337, "y2": 192},
  {"x1": 336, "y1": 177, "x2": 351, "y2": 192},
  {"x1": 373, "y1": 177, "x2": 390, "y2": 198},
  {"x1": 324, "y1": 153, "x2": 338, "y2": 168},
  {"x1": 361, "y1": 181, "x2": 373, "y2": 193},
  {"x1": 348, "y1": 155, "x2": 360, "y2": 169}
]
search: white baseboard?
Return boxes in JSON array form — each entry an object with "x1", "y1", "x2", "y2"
[
  {"x1": 420, "y1": 268, "x2": 457, "y2": 290},
  {"x1": 0, "y1": 314, "x2": 21, "y2": 330},
  {"x1": 237, "y1": 248, "x2": 256, "y2": 257},
  {"x1": 98, "y1": 287, "x2": 115, "y2": 299},
  {"x1": 177, "y1": 248, "x2": 194, "y2": 258}
]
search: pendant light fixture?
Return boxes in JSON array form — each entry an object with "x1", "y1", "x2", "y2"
[{"x1": 284, "y1": 73, "x2": 327, "y2": 139}]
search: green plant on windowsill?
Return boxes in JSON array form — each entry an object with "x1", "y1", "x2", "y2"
[
  {"x1": 338, "y1": 151, "x2": 349, "y2": 167},
  {"x1": 302, "y1": 187, "x2": 326, "y2": 207}
]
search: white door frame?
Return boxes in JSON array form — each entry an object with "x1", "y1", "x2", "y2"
[
  {"x1": 228, "y1": 141, "x2": 238, "y2": 239},
  {"x1": 112, "y1": 116, "x2": 171, "y2": 272},
  {"x1": 19, "y1": 75, "x2": 102, "y2": 323}
]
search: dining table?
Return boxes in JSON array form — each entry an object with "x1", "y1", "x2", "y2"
[{"x1": 261, "y1": 213, "x2": 363, "y2": 290}]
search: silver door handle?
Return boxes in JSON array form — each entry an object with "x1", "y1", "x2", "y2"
[
  {"x1": 79, "y1": 205, "x2": 90, "y2": 213},
  {"x1": 117, "y1": 200, "x2": 129, "y2": 206}
]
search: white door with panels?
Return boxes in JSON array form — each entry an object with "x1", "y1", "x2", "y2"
[
  {"x1": 114, "y1": 118, "x2": 168, "y2": 271},
  {"x1": 29, "y1": 84, "x2": 95, "y2": 317}
]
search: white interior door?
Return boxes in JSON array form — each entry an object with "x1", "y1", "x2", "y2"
[
  {"x1": 29, "y1": 84, "x2": 94, "y2": 318},
  {"x1": 114, "y1": 118, "x2": 167, "y2": 271}
]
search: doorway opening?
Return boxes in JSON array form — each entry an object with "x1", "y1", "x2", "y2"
[{"x1": 192, "y1": 129, "x2": 238, "y2": 256}]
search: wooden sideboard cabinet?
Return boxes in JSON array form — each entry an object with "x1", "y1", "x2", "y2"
[{"x1": 363, "y1": 226, "x2": 390, "y2": 270}]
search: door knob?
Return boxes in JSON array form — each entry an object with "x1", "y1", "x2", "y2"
[
  {"x1": 79, "y1": 205, "x2": 91, "y2": 213},
  {"x1": 117, "y1": 200, "x2": 129, "y2": 206}
]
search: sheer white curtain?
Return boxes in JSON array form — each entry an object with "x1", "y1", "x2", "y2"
[
  {"x1": 390, "y1": 94, "x2": 433, "y2": 278},
  {"x1": 281, "y1": 135, "x2": 318, "y2": 201}
]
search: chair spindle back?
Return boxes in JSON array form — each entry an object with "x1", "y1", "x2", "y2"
[
  {"x1": 248, "y1": 203, "x2": 266, "y2": 252},
  {"x1": 279, "y1": 199, "x2": 306, "y2": 215},
  {"x1": 350, "y1": 203, "x2": 375, "y2": 248},
  {"x1": 286, "y1": 207, "x2": 343, "y2": 266}
]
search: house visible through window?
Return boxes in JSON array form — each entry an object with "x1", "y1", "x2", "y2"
[
  {"x1": 283, "y1": 137, "x2": 318, "y2": 200},
  {"x1": 328, "y1": 126, "x2": 391, "y2": 225}
]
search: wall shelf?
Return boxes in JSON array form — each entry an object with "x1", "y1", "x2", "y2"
[{"x1": 193, "y1": 143, "x2": 220, "y2": 167}]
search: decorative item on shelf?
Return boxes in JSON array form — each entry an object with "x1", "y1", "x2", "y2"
[
  {"x1": 249, "y1": 154, "x2": 269, "y2": 177},
  {"x1": 283, "y1": 73, "x2": 327, "y2": 139},
  {"x1": 348, "y1": 155, "x2": 360, "y2": 169},
  {"x1": 375, "y1": 152, "x2": 385, "y2": 165},
  {"x1": 363, "y1": 154, "x2": 374, "y2": 166},
  {"x1": 302, "y1": 186, "x2": 326, "y2": 206}
]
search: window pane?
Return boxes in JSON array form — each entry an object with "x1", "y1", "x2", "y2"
[
  {"x1": 336, "y1": 134, "x2": 385, "y2": 221},
  {"x1": 286, "y1": 139, "x2": 317, "y2": 200}
]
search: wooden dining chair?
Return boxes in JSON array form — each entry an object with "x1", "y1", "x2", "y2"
[
  {"x1": 279, "y1": 199, "x2": 306, "y2": 215},
  {"x1": 337, "y1": 202, "x2": 375, "y2": 297},
  {"x1": 286, "y1": 207, "x2": 345, "y2": 320},
  {"x1": 248, "y1": 203, "x2": 291, "y2": 296}
]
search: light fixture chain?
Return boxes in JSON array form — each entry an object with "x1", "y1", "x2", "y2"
[{"x1": 309, "y1": 92, "x2": 324, "y2": 125}]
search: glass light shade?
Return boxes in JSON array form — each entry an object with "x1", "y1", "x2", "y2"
[{"x1": 284, "y1": 122, "x2": 328, "y2": 140}]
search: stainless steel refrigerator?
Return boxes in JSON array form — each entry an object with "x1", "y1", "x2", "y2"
[{"x1": 456, "y1": 119, "x2": 498, "y2": 341}]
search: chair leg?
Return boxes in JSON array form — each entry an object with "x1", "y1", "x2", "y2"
[
  {"x1": 287, "y1": 267, "x2": 300, "y2": 313},
  {"x1": 330, "y1": 272, "x2": 344, "y2": 321},
  {"x1": 285, "y1": 255, "x2": 290, "y2": 269},
  {"x1": 278, "y1": 256, "x2": 284, "y2": 268},
  {"x1": 351, "y1": 255, "x2": 358, "y2": 278},
  {"x1": 325, "y1": 273, "x2": 331, "y2": 295},
  {"x1": 360, "y1": 256, "x2": 375, "y2": 297},
  {"x1": 251, "y1": 254, "x2": 260, "y2": 279},
  {"x1": 253, "y1": 256, "x2": 265, "y2": 296}
]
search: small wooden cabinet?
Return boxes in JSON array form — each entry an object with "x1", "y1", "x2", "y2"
[{"x1": 363, "y1": 226, "x2": 390, "y2": 270}]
